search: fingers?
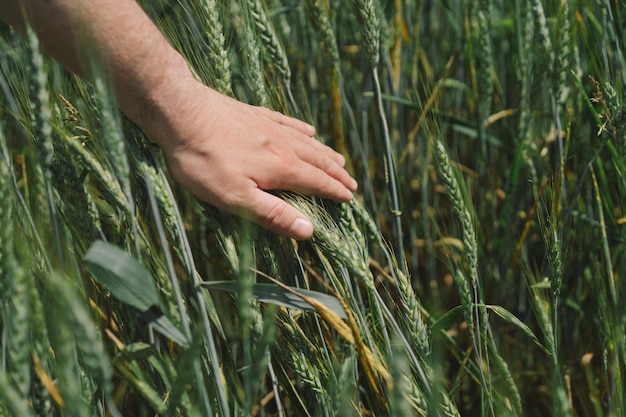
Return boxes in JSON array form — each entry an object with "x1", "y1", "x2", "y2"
[
  {"x1": 256, "y1": 106, "x2": 316, "y2": 137},
  {"x1": 298, "y1": 136, "x2": 347, "y2": 168},
  {"x1": 294, "y1": 140, "x2": 357, "y2": 192},
  {"x1": 246, "y1": 190, "x2": 314, "y2": 240},
  {"x1": 249, "y1": 135, "x2": 356, "y2": 202},
  {"x1": 254, "y1": 105, "x2": 351, "y2": 170},
  {"x1": 252, "y1": 160, "x2": 352, "y2": 205}
]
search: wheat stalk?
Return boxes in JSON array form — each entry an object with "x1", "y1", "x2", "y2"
[
  {"x1": 433, "y1": 139, "x2": 476, "y2": 328},
  {"x1": 350, "y1": 0, "x2": 406, "y2": 270},
  {"x1": 518, "y1": 1, "x2": 539, "y2": 184},
  {"x1": 24, "y1": 25, "x2": 62, "y2": 251}
]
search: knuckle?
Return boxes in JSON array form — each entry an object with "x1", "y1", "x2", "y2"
[
  {"x1": 259, "y1": 135, "x2": 273, "y2": 149},
  {"x1": 320, "y1": 156, "x2": 334, "y2": 173},
  {"x1": 261, "y1": 200, "x2": 291, "y2": 231},
  {"x1": 219, "y1": 187, "x2": 248, "y2": 211}
]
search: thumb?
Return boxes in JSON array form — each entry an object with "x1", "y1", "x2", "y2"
[{"x1": 246, "y1": 190, "x2": 314, "y2": 240}]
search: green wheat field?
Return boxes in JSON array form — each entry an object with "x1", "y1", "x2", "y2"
[{"x1": 1, "y1": 0, "x2": 625, "y2": 416}]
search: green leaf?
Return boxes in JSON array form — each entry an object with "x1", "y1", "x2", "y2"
[
  {"x1": 200, "y1": 281, "x2": 347, "y2": 320},
  {"x1": 481, "y1": 304, "x2": 550, "y2": 355},
  {"x1": 84, "y1": 240, "x2": 160, "y2": 311},
  {"x1": 151, "y1": 315, "x2": 189, "y2": 347},
  {"x1": 431, "y1": 305, "x2": 464, "y2": 332},
  {"x1": 84, "y1": 240, "x2": 188, "y2": 345},
  {"x1": 433, "y1": 305, "x2": 549, "y2": 355}
]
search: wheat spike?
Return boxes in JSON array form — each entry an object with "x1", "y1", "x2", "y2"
[
  {"x1": 6, "y1": 266, "x2": 31, "y2": 397},
  {"x1": 25, "y1": 26, "x2": 53, "y2": 182},
  {"x1": 305, "y1": 0, "x2": 340, "y2": 66},
  {"x1": 43, "y1": 271, "x2": 117, "y2": 415},
  {"x1": 237, "y1": 9, "x2": 270, "y2": 107},
  {"x1": 553, "y1": 0, "x2": 571, "y2": 103},
  {"x1": 199, "y1": 0, "x2": 232, "y2": 94},
  {"x1": 0, "y1": 126, "x2": 14, "y2": 295},
  {"x1": 351, "y1": 0, "x2": 380, "y2": 66},
  {"x1": 0, "y1": 369, "x2": 35, "y2": 417},
  {"x1": 60, "y1": 132, "x2": 129, "y2": 214},
  {"x1": 473, "y1": 0, "x2": 494, "y2": 140},
  {"x1": 247, "y1": 0, "x2": 292, "y2": 84},
  {"x1": 50, "y1": 142, "x2": 102, "y2": 244}
]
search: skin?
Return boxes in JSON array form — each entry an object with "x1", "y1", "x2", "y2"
[{"x1": 0, "y1": 0, "x2": 357, "y2": 240}]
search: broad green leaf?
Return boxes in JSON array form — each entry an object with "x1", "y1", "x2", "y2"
[
  {"x1": 84, "y1": 240, "x2": 160, "y2": 311},
  {"x1": 84, "y1": 240, "x2": 188, "y2": 345},
  {"x1": 200, "y1": 281, "x2": 347, "y2": 320}
]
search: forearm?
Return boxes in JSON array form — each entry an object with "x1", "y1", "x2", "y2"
[{"x1": 0, "y1": 0, "x2": 194, "y2": 141}]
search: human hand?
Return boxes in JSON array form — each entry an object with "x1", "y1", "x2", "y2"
[
  {"x1": 0, "y1": 0, "x2": 354, "y2": 240},
  {"x1": 140, "y1": 79, "x2": 358, "y2": 240}
]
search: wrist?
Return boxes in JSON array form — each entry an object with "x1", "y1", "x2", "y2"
[{"x1": 117, "y1": 51, "x2": 198, "y2": 143}]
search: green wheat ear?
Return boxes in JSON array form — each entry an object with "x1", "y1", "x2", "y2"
[
  {"x1": 5, "y1": 264, "x2": 31, "y2": 398},
  {"x1": 351, "y1": 0, "x2": 380, "y2": 66},
  {"x1": 247, "y1": 0, "x2": 292, "y2": 85},
  {"x1": 0, "y1": 369, "x2": 35, "y2": 417},
  {"x1": 432, "y1": 138, "x2": 475, "y2": 329},
  {"x1": 0, "y1": 126, "x2": 14, "y2": 288},
  {"x1": 305, "y1": 0, "x2": 340, "y2": 66},
  {"x1": 199, "y1": 0, "x2": 232, "y2": 94},
  {"x1": 237, "y1": 3, "x2": 270, "y2": 107},
  {"x1": 25, "y1": 26, "x2": 53, "y2": 182}
]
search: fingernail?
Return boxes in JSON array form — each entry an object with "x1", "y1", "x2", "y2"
[{"x1": 289, "y1": 218, "x2": 314, "y2": 240}]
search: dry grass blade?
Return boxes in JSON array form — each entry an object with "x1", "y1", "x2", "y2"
[{"x1": 255, "y1": 269, "x2": 392, "y2": 386}]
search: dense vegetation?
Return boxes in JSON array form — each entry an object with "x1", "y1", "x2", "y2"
[{"x1": 1, "y1": 0, "x2": 625, "y2": 416}]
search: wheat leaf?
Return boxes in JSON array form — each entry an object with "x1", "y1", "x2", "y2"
[
  {"x1": 84, "y1": 240, "x2": 160, "y2": 311},
  {"x1": 200, "y1": 281, "x2": 347, "y2": 320},
  {"x1": 84, "y1": 240, "x2": 188, "y2": 345},
  {"x1": 432, "y1": 305, "x2": 465, "y2": 332},
  {"x1": 481, "y1": 304, "x2": 550, "y2": 355},
  {"x1": 151, "y1": 315, "x2": 189, "y2": 346}
]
